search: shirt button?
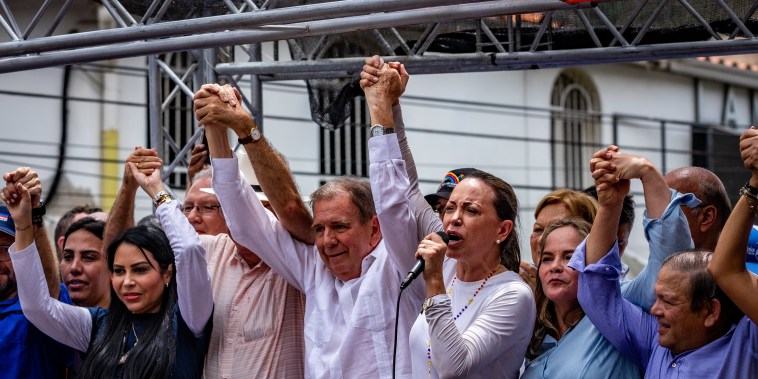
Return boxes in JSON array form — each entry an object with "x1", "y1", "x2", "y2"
[
  {"x1": 671, "y1": 362, "x2": 677, "y2": 368},
  {"x1": 605, "y1": 267, "x2": 610, "y2": 272},
  {"x1": 233, "y1": 306, "x2": 239, "y2": 311},
  {"x1": 227, "y1": 338, "x2": 233, "y2": 344},
  {"x1": 222, "y1": 375, "x2": 228, "y2": 379}
]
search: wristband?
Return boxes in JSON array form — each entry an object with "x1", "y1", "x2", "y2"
[{"x1": 31, "y1": 200, "x2": 46, "y2": 227}]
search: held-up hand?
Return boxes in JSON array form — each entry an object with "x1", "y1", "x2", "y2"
[
  {"x1": 199, "y1": 83, "x2": 240, "y2": 107},
  {"x1": 416, "y1": 232, "x2": 448, "y2": 281},
  {"x1": 3, "y1": 167, "x2": 41, "y2": 208},
  {"x1": 360, "y1": 58, "x2": 406, "y2": 107},
  {"x1": 739, "y1": 126, "x2": 758, "y2": 175},
  {"x1": 1, "y1": 176, "x2": 32, "y2": 230},
  {"x1": 360, "y1": 56, "x2": 409, "y2": 104},
  {"x1": 127, "y1": 161, "x2": 165, "y2": 199},
  {"x1": 607, "y1": 152, "x2": 657, "y2": 181},
  {"x1": 590, "y1": 145, "x2": 630, "y2": 207},
  {"x1": 194, "y1": 84, "x2": 253, "y2": 137},
  {"x1": 124, "y1": 147, "x2": 162, "y2": 189}
]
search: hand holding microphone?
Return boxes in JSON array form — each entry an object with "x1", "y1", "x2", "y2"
[{"x1": 400, "y1": 231, "x2": 449, "y2": 290}]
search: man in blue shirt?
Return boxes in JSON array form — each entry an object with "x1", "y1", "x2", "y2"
[
  {"x1": 0, "y1": 172, "x2": 74, "y2": 379},
  {"x1": 570, "y1": 146, "x2": 756, "y2": 378}
]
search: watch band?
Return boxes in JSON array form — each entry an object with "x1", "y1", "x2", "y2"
[
  {"x1": 238, "y1": 126, "x2": 262, "y2": 145},
  {"x1": 152, "y1": 191, "x2": 172, "y2": 207},
  {"x1": 31, "y1": 200, "x2": 46, "y2": 227}
]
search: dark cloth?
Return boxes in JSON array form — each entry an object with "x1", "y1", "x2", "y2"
[{"x1": 86, "y1": 304, "x2": 211, "y2": 378}]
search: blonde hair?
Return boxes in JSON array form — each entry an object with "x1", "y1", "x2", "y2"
[{"x1": 534, "y1": 189, "x2": 597, "y2": 225}]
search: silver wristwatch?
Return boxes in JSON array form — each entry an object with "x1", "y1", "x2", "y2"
[{"x1": 370, "y1": 124, "x2": 395, "y2": 137}]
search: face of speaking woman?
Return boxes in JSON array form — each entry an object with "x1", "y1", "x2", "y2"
[{"x1": 440, "y1": 175, "x2": 516, "y2": 276}]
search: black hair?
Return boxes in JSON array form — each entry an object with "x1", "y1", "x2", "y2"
[
  {"x1": 54, "y1": 205, "x2": 103, "y2": 244},
  {"x1": 62, "y1": 217, "x2": 105, "y2": 250},
  {"x1": 78, "y1": 225, "x2": 177, "y2": 379}
]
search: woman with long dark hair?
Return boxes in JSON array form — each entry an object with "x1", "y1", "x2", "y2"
[{"x1": 2, "y1": 163, "x2": 212, "y2": 378}]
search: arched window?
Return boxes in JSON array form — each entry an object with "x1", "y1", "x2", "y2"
[{"x1": 550, "y1": 69, "x2": 601, "y2": 189}]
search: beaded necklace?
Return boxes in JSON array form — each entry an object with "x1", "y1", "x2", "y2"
[{"x1": 426, "y1": 264, "x2": 501, "y2": 378}]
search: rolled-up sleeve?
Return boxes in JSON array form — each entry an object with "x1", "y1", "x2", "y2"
[
  {"x1": 622, "y1": 189, "x2": 697, "y2": 310},
  {"x1": 569, "y1": 240, "x2": 657, "y2": 371}
]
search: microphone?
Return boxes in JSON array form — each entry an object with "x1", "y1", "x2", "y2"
[{"x1": 400, "y1": 231, "x2": 449, "y2": 290}]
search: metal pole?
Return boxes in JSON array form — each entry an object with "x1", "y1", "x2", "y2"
[
  {"x1": 216, "y1": 39, "x2": 758, "y2": 78},
  {"x1": 148, "y1": 56, "x2": 162, "y2": 158},
  {"x1": 0, "y1": 0, "x2": 500, "y2": 58},
  {"x1": 249, "y1": 44, "x2": 263, "y2": 130},
  {"x1": 0, "y1": 0, "x2": 649, "y2": 74}
]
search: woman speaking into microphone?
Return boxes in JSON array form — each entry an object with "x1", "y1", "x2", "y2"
[{"x1": 410, "y1": 171, "x2": 536, "y2": 379}]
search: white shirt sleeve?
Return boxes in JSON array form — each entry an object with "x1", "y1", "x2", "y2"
[
  {"x1": 155, "y1": 199, "x2": 213, "y2": 337},
  {"x1": 10, "y1": 241, "x2": 92, "y2": 352},
  {"x1": 393, "y1": 103, "x2": 444, "y2": 239},
  {"x1": 211, "y1": 156, "x2": 320, "y2": 293}
]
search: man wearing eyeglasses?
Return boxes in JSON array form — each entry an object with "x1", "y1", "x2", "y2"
[{"x1": 108, "y1": 147, "x2": 305, "y2": 379}]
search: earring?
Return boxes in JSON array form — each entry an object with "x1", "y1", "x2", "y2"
[
  {"x1": 496, "y1": 239, "x2": 501, "y2": 244},
  {"x1": 165, "y1": 282, "x2": 169, "y2": 288}
]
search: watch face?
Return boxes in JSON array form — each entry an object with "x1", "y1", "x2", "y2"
[
  {"x1": 370, "y1": 124, "x2": 384, "y2": 137},
  {"x1": 251, "y1": 128, "x2": 262, "y2": 140}
]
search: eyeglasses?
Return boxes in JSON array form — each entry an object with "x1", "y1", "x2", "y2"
[
  {"x1": 181, "y1": 204, "x2": 221, "y2": 215},
  {"x1": 0, "y1": 245, "x2": 10, "y2": 262},
  {"x1": 180, "y1": 204, "x2": 221, "y2": 215}
]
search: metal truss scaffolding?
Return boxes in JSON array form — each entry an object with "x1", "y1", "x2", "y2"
[{"x1": 0, "y1": 0, "x2": 756, "y2": 181}]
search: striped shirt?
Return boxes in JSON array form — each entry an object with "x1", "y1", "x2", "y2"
[{"x1": 200, "y1": 233, "x2": 305, "y2": 379}]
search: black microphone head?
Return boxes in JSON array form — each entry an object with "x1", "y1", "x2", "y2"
[{"x1": 436, "y1": 231, "x2": 450, "y2": 245}]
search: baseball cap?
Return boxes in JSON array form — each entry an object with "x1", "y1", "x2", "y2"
[
  {"x1": 0, "y1": 206, "x2": 15, "y2": 237},
  {"x1": 746, "y1": 225, "x2": 758, "y2": 274},
  {"x1": 424, "y1": 168, "x2": 479, "y2": 206}
]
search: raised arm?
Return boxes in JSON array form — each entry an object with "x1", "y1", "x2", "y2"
[
  {"x1": 569, "y1": 146, "x2": 660, "y2": 369},
  {"x1": 587, "y1": 146, "x2": 628, "y2": 264},
  {"x1": 2, "y1": 177, "x2": 92, "y2": 352},
  {"x1": 5, "y1": 167, "x2": 59, "y2": 298},
  {"x1": 609, "y1": 151, "x2": 695, "y2": 309},
  {"x1": 194, "y1": 84, "x2": 314, "y2": 244},
  {"x1": 361, "y1": 56, "x2": 442, "y2": 239},
  {"x1": 127, "y1": 162, "x2": 212, "y2": 336},
  {"x1": 103, "y1": 147, "x2": 162, "y2": 252},
  {"x1": 709, "y1": 127, "x2": 758, "y2": 323},
  {"x1": 195, "y1": 86, "x2": 317, "y2": 292}
]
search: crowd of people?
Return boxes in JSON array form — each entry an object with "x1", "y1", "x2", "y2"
[{"x1": 1, "y1": 55, "x2": 756, "y2": 378}]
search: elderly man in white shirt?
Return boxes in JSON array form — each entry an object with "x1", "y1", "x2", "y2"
[{"x1": 194, "y1": 82, "x2": 424, "y2": 379}]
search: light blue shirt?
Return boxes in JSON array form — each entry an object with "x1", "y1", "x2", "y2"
[{"x1": 522, "y1": 190, "x2": 696, "y2": 379}]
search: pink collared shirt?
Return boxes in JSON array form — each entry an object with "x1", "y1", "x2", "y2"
[{"x1": 200, "y1": 233, "x2": 305, "y2": 379}]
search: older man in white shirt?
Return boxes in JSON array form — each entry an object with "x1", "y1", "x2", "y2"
[{"x1": 195, "y1": 82, "x2": 424, "y2": 379}]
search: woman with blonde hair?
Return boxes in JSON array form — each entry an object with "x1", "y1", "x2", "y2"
[{"x1": 522, "y1": 146, "x2": 698, "y2": 378}]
